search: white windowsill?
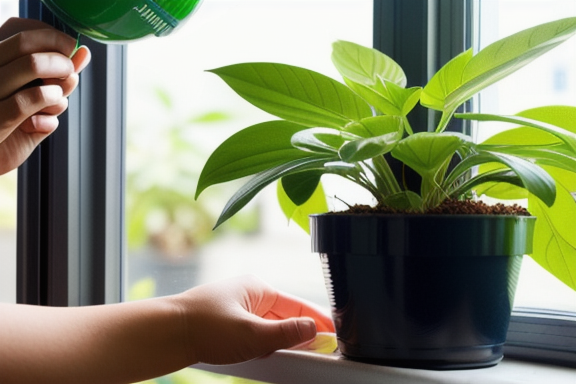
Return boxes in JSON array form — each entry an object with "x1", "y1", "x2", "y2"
[{"x1": 194, "y1": 350, "x2": 575, "y2": 384}]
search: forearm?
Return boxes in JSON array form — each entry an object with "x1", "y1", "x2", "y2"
[{"x1": 0, "y1": 297, "x2": 191, "y2": 384}]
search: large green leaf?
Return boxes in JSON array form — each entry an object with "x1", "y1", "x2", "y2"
[
  {"x1": 214, "y1": 157, "x2": 330, "y2": 228},
  {"x1": 208, "y1": 63, "x2": 372, "y2": 129},
  {"x1": 529, "y1": 181, "x2": 576, "y2": 290},
  {"x1": 463, "y1": 106, "x2": 576, "y2": 199},
  {"x1": 277, "y1": 175, "x2": 329, "y2": 234},
  {"x1": 331, "y1": 40, "x2": 406, "y2": 87},
  {"x1": 195, "y1": 120, "x2": 309, "y2": 198},
  {"x1": 423, "y1": 17, "x2": 576, "y2": 132}
]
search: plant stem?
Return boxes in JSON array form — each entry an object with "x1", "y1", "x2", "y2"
[
  {"x1": 402, "y1": 116, "x2": 414, "y2": 135},
  {"x1": 371, "y1": 156, "x2": 402, "y2": 196}
]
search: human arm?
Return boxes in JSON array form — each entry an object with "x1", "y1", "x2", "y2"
[
  {"x1": 0, "y1": 275, "x2": 334, "y2": 384},
  {"x1": 0, "y1": 17, "x2": 91, "y2": 175}
]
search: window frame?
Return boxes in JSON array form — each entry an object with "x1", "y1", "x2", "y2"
[
  {"x1": 17, "y1": 0, "x2": 125, "y2": 306},
  {"x1": 16, "y1": 0, "x2": 576, "y2": 370}
]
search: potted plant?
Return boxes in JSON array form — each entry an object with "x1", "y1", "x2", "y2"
[{"x1": 195, "y1": 17, "x2": 576, "y2": 369}]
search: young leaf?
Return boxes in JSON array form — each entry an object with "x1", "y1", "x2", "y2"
[
  {"x1": 331, "y1": 40, "x2": 406, "y2": 87},
  {"x1": 208, "y1": 63, "x2": 372, "y2": 129},
  {"x1": 391, "y1": 132, "x2": 466, "y2": 178},
  {"x1": 196, "y1": 120, "x2": 310, "y2": 198}
]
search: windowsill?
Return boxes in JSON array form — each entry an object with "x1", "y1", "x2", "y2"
[{"x1": 194, "y1": 350, "x2": 576, "y2": 384}]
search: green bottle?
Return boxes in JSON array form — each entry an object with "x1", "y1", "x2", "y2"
[{"x1": 41, "y1": 0, "x2": 203, "y2": 43}]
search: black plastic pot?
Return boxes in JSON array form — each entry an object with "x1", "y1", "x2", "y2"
[{"x1": 310, "y1": 213, "x2": 536, "y2": 370}]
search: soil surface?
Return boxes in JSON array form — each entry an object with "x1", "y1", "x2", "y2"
[{"x1": 340, "y1": 199, "x2": 531, "y2": 216}]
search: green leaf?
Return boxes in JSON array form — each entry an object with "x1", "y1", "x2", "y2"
[
  {"x1": 451, "y1": 169, "x2": 526, "y2": 200},
  {"x1": 459, "y1": 113, "x2": 576, "y2": 152},
  {"x1": 214, "y1": 157, "x2": 330, "y2": 228},
  {"x1": 208, "y1": 63, "x2": 372, "y2": 129},
  {"x1": 339, "y1": 116, "x2": 404, "y2": 162},
  {"x1": 339, "y1": 131, "x2": 402, "y2": 163},
  {"x1": 383, "y1": 81, "x2": 423, "y2": 116},
  {"x1": 331, "y1": 40, "x2": 406, "y2": 87},
  {"x1": 391, "y1": 132, "x2": 465, "y2": 178},
  {"x1": 196, "y1": 121, "x2": 310, "y2": 198},
  {"x1": 344, "y1": 115, "x2": 403, "y2": 137},
  {"x1": 529, "y1": 182, "x2": 576, "y2": 290},
  {"x1": 281, "y1": 171, "x2": 324, "y2": 205},
  {"x1": 447, "y1": 151, "x2": 556, "y2": 207},
  {"x1": 421, "y1": 49, "x2": 473, "y2": 112},
  {"x1": 277, "y1": 176, "x2": 329, "y2": 234},
  {"x1": 464, "y1": 106, "x2": 576, "y2": 199},
  {"x1": 291, "y1": 128, "x2": 345, "y2": 154},
  {"x1": 424, "y1": 17, "x2": 576, "y2": 132}
]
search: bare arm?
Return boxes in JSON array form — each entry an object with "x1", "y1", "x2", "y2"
[{"x1": 0, "y1": 275, "x2": 334, "y2": 384}]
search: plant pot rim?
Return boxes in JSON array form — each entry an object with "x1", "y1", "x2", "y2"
[
  {"x1": 310, "y1": 213, "x2": 536, "y2": 219},
  {"x1": 310, "y1": 212, "x2": 536, "y2": 257}
]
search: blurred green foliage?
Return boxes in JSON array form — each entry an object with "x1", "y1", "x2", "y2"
[{"x1": 126, "y1": 87, "x2": 259, "y2": 258}]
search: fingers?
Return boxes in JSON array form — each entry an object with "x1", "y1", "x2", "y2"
[
  {"x1": 260, "y1": 291, "x2": 335, "y2": 333},
  {"x1": 0, "y1": 52, "x2": 75, "y2": 100},
  {"x1": 71, "y1": 45, "x2": 91, "y2": 73},
  {"x1": 252, "y1": 316, "x2": 317, "y2": 353},
  {"x1": 0, "y1": 85, "x2": 64, "y2": 142},
  {"x1": 0, "y1": 17, "x2": 57, "y2": 40},
  {"x1": 0, "y1": 24, "x2": 77, "y2": 66}
]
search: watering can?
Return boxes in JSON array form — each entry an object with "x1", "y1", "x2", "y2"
[{"x1": 41, "y1": 0, "x2": 203, "y2": 43}]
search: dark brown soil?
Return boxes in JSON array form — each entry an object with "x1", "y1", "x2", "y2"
[{"x1": 339, "y1": 199, "x2": 531, "y2": 216}]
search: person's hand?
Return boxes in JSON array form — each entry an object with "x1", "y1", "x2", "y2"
[
  {"x1": 176, "y1": 275, "x2": 335, "y2": 365},
  {"x1": 0, "y1": 17, "x2": 91, "y2": 175}
]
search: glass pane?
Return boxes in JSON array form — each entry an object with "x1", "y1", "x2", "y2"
[
  {"x1": 0, "y1": 0, "x2": 20, "y2": 304},
  {"x1": 125, "y1": 0, "x2": 372, "y2": 382},
  {"x1": 476, "y1": 0, "x2": 576, "y2": 312}
]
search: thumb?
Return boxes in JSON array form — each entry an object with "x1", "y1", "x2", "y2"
[{"x1": 258, "y1": 317, "x2": 317, "y2": 352}]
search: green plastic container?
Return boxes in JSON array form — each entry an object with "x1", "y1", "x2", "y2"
[{"x1": 41, "y1": 0, "x2": 203, "y2": 43}]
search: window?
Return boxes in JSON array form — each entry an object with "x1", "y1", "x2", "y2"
[
  {"x1": 14, "y1": 1, "x2": 576, "y2": 383},
  {"x1": 476, "y1": 0, "x2": 576, "y2": 314},
  {"x1": 125, "y1": 0, "x2": 373, "y2": 307}
]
